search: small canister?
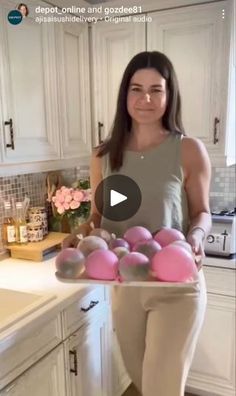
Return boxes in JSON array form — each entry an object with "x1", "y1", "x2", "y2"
[
  {"x1": 27, "y1": 222, "x2": 44, "y2": 242},
  {"x1": 28, "y1": 206, "x2": 48, "y2": 236}
]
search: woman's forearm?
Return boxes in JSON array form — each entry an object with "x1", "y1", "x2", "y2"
[
  {"x1": 188, "y1": 212, "x2": 212, "y2": 239},
  {"x1": 86, "y1": 212, "x2": 102, "y2": 228}
]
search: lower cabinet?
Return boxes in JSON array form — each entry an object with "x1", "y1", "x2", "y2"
[
  {"x1": 64, "y1": 304, "x2": 111, "y2": 396},
  {"x1": 4, "y1": 277, "x2": 234, "y2": 396},
  {"x1": 0, "y1": 344, "x2": 66, "y2": 396},
  {"x1": 186, "y1": 268, "x2": 236, "y2": 396}
]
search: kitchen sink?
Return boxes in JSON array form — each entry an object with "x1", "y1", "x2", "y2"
[{"x1": 0, "y1": 288, "x2": 56, "y2": 333}]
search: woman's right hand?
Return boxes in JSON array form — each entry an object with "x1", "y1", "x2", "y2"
[{"x1": 62, "y1": 222, "x2": 92, "y2": 249}]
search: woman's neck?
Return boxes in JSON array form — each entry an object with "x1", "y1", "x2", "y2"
[{"x1": 127, "y1": 122, "x2": 169, "y2": 150}]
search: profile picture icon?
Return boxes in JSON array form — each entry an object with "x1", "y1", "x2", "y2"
[{"x1": 17, "y1": 3, "x2": 29, "y2": 17}]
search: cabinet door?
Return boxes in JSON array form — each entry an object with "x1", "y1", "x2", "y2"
[
  {"x1": 147, "y1": 2, "x2": 229, "y2": 158},
  {"x1": 0, "y1": 345, "x2": 66, "y2": 396},
  {"x1": 55, "y1": 22, "x2": 92, "y2": 159},
  {"x1": 0, "y1": 0, "x2": 60, "y2": 163},
  {"x1": 66, "y1": 306, "x2": 111, "y2": 396},
  {"x1": 91, "y1": 21, "x2": 145, "y2": 144},
  {"x1": 187, "y1": 293, "x2": 235, "y2": 396}
]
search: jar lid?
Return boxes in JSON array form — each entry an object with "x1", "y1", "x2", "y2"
[
  {"x1": 28, "y1": 206, "x2": 46, "y2": 212},
  {"x1": 27, "y1": 222, "x2": 43, "y2": 228}
]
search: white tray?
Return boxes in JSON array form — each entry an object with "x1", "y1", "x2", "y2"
[{"x1": 55, "y1": 271, "x2": 199, "y2": 288}]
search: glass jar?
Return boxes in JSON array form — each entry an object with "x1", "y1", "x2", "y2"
[
  {"x1": 28, "y1": 206, "x2": 48, "y2": 236},
  {"x1": 27, "y1": 222, "x2": 43, "y2": 242}
]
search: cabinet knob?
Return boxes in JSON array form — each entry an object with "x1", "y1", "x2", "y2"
[
  {"x1": 5, "y1": 118, "x2": 15, "y2": 150},
  {"x1": 213, "y1": 117, "x2": 220, "y2": 144}
]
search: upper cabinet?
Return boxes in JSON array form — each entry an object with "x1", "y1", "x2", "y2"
[
  {"x1": 0, "y1": 0, "x2": 60, "y2": 164},
  {"x1": 147, "y1": 1, "x2": 235, "y2": 166},
  {"x1": 91, "y1": 22, "x2": 145, "y2": 144},
  {"x1": 0, "y1": 0, "x2": 91, "y2": 175},
  {"x1": 55, "y1": 22, "x2": 91, "y2": 159}
]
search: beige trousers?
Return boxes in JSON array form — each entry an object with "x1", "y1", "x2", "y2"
[{"x1": 112, "y1": 270, "x2": 207, "y2": 396}]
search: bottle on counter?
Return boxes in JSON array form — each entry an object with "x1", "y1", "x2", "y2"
[
  {"x1": 15, "y1": 202, "x2": 28, "y2": 244},
  {"x1": 2, "y1": 201, "x2": 16, "y2": 245}
]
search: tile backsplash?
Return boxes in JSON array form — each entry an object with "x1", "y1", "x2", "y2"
[
  {"x1": 0, "y1": 165, "x2": 235, "y2": 252},
  {"x1": 0, "y1": 166, "x2": 89, "y2": 252},
  {"x1": 210, "y1": 166, "x2": 235, "y2": 211}
]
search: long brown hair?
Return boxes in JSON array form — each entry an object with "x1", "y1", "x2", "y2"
[{"x1": 97, "y1": 51, "x2": 185, "y2": 171}]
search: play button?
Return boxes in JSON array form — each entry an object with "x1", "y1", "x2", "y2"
[
  {"x1": 110, "y1": 190, "x2": 127, "y2": 207},
  {"x1": 95, "y1": 175, "x2": 142, "y2": 221}
]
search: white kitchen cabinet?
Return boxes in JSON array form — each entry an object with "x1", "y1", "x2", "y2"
[
  {"x1": 64, "y1": 305, "x2": 111, "y2": 396},
  {"x1": 0, "y1": 344, "x2": 66, "y2": 396},
  {"x1": 0, "y1": 312, "x2": 63, "y2": 390},
  {"x1": 55, "y1": 21, "x2": 92, "y2": 159},
  {"x1": 0, "y1": 283, "x2": 112, "y2": 396},
  {"x1": 0, "y1": 0, "x2": 60, "y2": 164},
  {"x1": 187, "y1": 267, "x2": 236, "y2": 396},
  {"x1": 147, "y1": 0, "x2": 235, "y2": 166},
  {"x1": 90, "y1": 21, "x2": 145, "y2": 144},
  {"x1": 0, "y1": 1, "x2": 92, "y2": 175}
]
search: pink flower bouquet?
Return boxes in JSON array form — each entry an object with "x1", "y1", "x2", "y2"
[{"x1": 51, "y1": 180, "x2": 91, "y2": 232}]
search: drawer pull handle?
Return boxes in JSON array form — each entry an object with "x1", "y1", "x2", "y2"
[
  {"x1": 80, "y1": 300, "x2": 99, "y2": 312},
  {"x1": 5, "y1": 118, "x2": 15, "y2": 150},
  {"x1": 69, "y1": 350, "x2": 78, "y2": 376},
  {"x1": 98, "y1": 121, "x2": 104, "y2": 144},
  {"x1": 213, "y1": 117, "x2": 220, "y2": 144}
]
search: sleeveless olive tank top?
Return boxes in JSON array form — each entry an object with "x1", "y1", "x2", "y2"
[{"x1": 100, "y1": 133, "x2": 189, "y2": 238}]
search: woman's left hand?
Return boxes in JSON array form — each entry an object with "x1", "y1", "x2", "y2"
[{"x1": 186, "y1": 228, "x2": 205, "y2": 270}]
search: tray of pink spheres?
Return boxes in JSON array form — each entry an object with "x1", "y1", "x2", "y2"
[{"x1": 55, "y1": 226, "x2": 200, "y2": 288}]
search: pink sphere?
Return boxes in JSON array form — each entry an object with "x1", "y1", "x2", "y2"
[
  {"x1": 119, "y1": 252, "x2": 150, "y2": 281},
  {"x1": 151, "y1": 245, "x2": 198, "y2": 282},
  {"x1": 154, "y1": 228, "x2": 185, "y2": 247},
  {"x1": 109, "y1": 238, "x2": 130, "y2": 250},
  {"x1": 85, "y1": 249, "x2": 119, "y2": 280},
  {"x1": 55, "y1": 248, "x2": 85, "y2": 278},
  {"x1": 132, "y1": 239, "x2": 162, "y2": 259},
  {"x1": 123, "y1": 226, "x2": 152, "y2": 248}
]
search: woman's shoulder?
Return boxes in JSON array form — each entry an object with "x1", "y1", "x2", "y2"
[
  {"x1": 181, "y1": 136, "x2": 211, "y2": 170},
  {"x1": 181, "y1": 136, "x2": 205, "y2": 151}
]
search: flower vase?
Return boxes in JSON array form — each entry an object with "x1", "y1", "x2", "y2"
[{"x1": 68, "y1": 215, "x2": 87, "y2": 234}]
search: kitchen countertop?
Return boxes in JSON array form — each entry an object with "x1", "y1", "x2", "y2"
[
  {"x1": 0, "y1": 252, "x2": 99, "y2": 342},
  {"x1": 204, "y1": 255, "x2": 235, "y2": 269}
]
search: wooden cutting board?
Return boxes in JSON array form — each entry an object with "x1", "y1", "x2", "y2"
[{"x1": 7, "y1": 232, "x2": 69, "y2": 261}]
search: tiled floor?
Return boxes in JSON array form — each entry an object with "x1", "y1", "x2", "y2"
[{"x1": 122, "y1": 384, "x2": 196, "y2": 396}]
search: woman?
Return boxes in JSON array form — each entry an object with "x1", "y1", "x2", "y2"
[
  {"x1": 63, "y1": 51, "x2": 211, "y2": 396},
  {"x1": 17, "y1": 3, "x2": 29, "y2": 17}
]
